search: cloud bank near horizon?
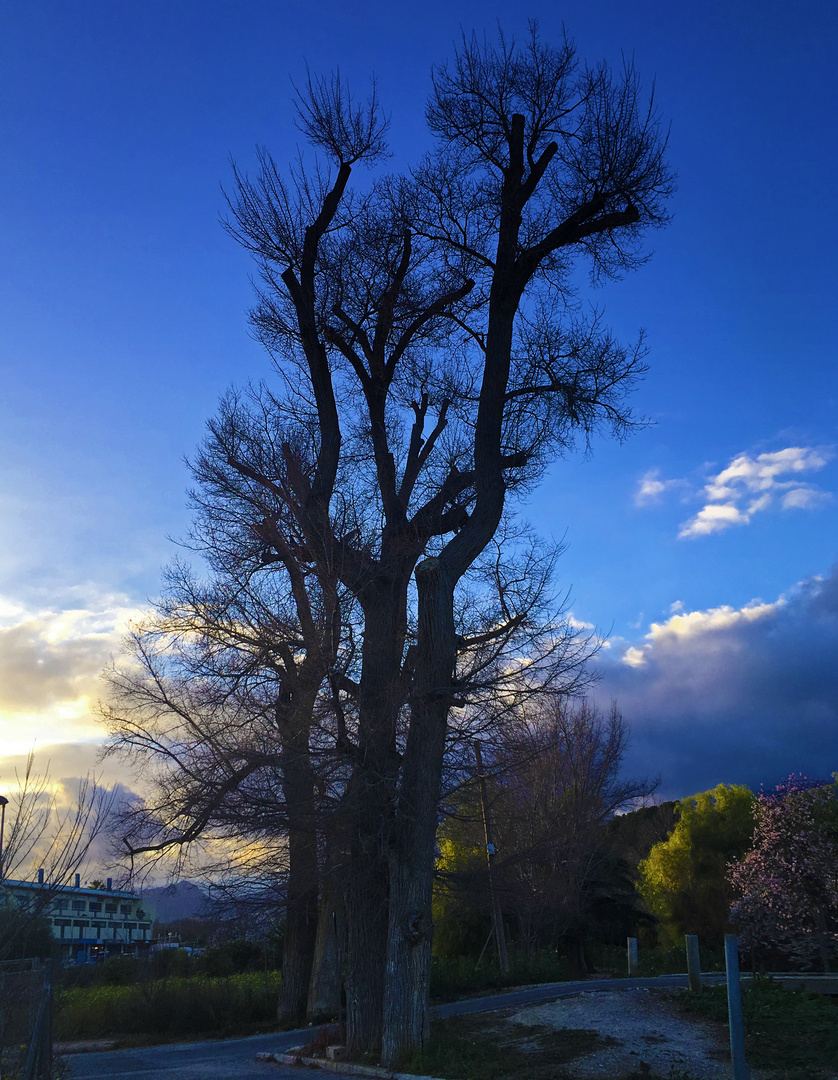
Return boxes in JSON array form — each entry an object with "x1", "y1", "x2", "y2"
[
  {"x1": 0, "y1": 590, "x2": 141, "y2": 758},
  {"x1": 2, "y1": 563, "x2": 837, "y2": 831},
  {"x1": 594, "y1": 564, "x2": 838, "y2": 799}
]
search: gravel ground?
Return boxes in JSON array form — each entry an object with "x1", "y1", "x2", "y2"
[{"x1": 508, "y1": 988, "x2": 736, "y2": 1079}]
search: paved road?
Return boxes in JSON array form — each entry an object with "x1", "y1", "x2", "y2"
[
  {"x1": 66, "y1": 973, "x2": 725, "y2": 1079},
  {"x1": 436, "y1": 971, "x2": 725, "y2": 1017},
  {"x1": 65, "y1": 1027, "x2": 329, "y2": 1080}
]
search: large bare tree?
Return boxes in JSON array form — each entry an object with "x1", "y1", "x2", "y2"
[
  {"x1": 224, "y1": 24, "x2": 671, "y2": 1060},
  {"x1": 108, "y1": 21, "x2": 671, "y2": 1060}
]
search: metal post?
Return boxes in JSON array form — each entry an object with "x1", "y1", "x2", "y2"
[
  {"x1": 725, "y1": 934, "x2": 750, "y2": 1080},
  {"x1": 473, "y1": 740, "x2": 509, "y2": 974},
  {"x1": 0, "y1": 794, "x2": 8, "y2": 882},
  {"x1": 627, "y1": 936, "x2": 638, "y2": 977},
  {"x1": 43, "y1": 958, "x2": 53, "y2": 1080},
  {"x1": 685, "y1": 934, "x2": 702, "y2": 993}
]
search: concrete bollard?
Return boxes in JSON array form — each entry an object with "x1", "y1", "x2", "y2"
[
  {"x1": 725, "y1": 934, "x2": 750, "y2": 1080},
  {"x1": 685, "y1": 934, "x2": 702, "y2": 993},
  {"x1": 627, "y1": 936, "x2": 638, "y2": 977}
]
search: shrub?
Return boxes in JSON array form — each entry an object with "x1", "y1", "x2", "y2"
[
  {"x1": 55, "y1": 971, "x2": 281, "y2": 1040},
  {"x1": 98, "y1": 954, "x2": 142, "y2": 985},
  {"x1": 195, "y1": 939, "x2": 265, "y2": 977}
]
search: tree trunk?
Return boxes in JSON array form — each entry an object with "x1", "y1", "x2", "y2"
[
  {"x1": 307, "y1": 843, "x2": 346, "y2": 1022},
  {"x1": 345, "y1": 841, "x2": 389, "y2": 1051},
  {"x1": 381, "y1": 558, "x2": 456, "y2": 1068},
  {"x1": 307, "y1": 887, "x2": 345, "y2": 1022},
  {"x1": 276, "y1": 698, "x2": 320, "y2": 1026},
  {"x1": 277, "y1": 843, "x2": 319, "y2": 1025},
  {"x1": 344, "y1": 586, "x2": 408, "y2": 1053}
]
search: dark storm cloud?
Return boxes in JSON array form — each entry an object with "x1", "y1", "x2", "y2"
[{"x1": 592, "y1": 566, "x2": 838, "y2": 799}]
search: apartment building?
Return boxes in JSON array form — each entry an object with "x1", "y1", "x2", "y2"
[{"x1": 1, "y1": 872, "x2": 153, "y2": 962}]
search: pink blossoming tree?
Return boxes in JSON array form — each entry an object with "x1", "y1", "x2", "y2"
[{"x1": 728, "y1": 776, "x2": 838, "y2": 972}]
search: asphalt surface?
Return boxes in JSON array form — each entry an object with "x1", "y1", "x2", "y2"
[
  {"x1": 65, "y1": 973, "x2": 725, "y2": 1079},
  {"x1": 65, "y1": 1027, "x2": 323, "y2": 1080}
]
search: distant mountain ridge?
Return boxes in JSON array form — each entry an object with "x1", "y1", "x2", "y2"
[{"x1": 141, "y1": 882, "x2": 210, "y2": 924}]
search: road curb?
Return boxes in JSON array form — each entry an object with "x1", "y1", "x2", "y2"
[{"x1": 256, "y1": 1050, "x2": 447, "y2": 1080}]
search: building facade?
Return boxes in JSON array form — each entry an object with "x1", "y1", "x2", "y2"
[{"x1": 1, "y1": 873, "x2": 153, "y2": 962}]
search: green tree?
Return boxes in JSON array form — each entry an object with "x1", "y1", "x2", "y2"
[
  {"x1": 0, "y1": 905, "x2": 55, "y2": 961},
  {"x1": 638, "y1": 783, "x2": 755, "y2": 948}
]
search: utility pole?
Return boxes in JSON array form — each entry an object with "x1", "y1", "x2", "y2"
[{"x1": 473, "y1": 740, "x2": 509, "y2": 974}]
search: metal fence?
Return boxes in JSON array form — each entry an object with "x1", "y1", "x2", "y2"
[{"x1": 0, "y1": 959, "x2": 53, "y2": 1080}]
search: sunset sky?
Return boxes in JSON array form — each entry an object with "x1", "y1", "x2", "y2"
[{"x1": 1, "y1": 0, "x2": 836, "y2": 813}]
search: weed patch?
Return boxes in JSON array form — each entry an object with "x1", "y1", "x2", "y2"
[
  {"x1": 397, "y1": 1011, "x2": 613, "y2": 1079},
  {"x1": 54, "y1": 971, "x2": 281, "y2": 1041},
  {"x1": 681, "y1": 976, "x2": 838, "y2": 1073}
]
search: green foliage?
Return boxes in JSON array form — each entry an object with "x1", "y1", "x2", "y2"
[
  {"x1": 683, "y1": 976, "x2": 838, "y2": 1073},
  {"x1": 589, "y1": 942, "x2": 724, "y2": 978},
  {"x1": 430, "y1": 949, "x2": 574, "y2": 1001},
  {"x1": 607, "y1": 802, "x2": 678, "y2": 871},
  {"x1": 55, "y1": 971, "x2": 282, "y2": 1040},
  {"x1": 638, "y1": 783, "x2": 755, "y2": 948},
  {"x1": 149, "y1": 947, "x2": 194, "y2": 980},
  {"x1": 0, "y1": 904, "x2": 56, "y2": 961},
  {"x1": 432, "y1": 820, "x2": 489, "y2": 959},
  {"x1": 195, "y1": 938, "x2": 267, "y2": 976},
  {"x1": 97, "y1": 955, "x2": 142, "y2": 985}
]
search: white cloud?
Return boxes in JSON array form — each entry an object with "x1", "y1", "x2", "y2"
[
  {"x1": 678, "y1": 503, "x2": 749, "y2": 539},
  {"x1": 635, "y1": 468, "x2": 682, "y2": 506},
  {"x1": 781, "y1": 487, "x2": 832, "y2": 510},
  {"x1": 678, "y1": 446, "x2": 833, "y2": 539},
  {"x1": 0, "y1": 591, "x2": 143, "y2": 758},
  {"x1": 620, "y1": 597, "x2": 781, "y2": 667}
]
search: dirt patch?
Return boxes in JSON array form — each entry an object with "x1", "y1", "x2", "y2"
[{"x1": 505, "y1": 988, "x2": 732, "y2": 1078}]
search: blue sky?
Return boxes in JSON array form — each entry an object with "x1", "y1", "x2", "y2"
[{"x1": 1, "y1": 0, "x2": 836, "y2": 804}]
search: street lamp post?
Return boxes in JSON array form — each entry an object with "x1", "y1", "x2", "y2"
[{"x1": 0, "y1": 794, "x2": 8, "y2": 882}]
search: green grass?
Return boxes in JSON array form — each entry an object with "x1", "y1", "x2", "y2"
[
  {"x1": 54, "y1": 971, "x2": 282, "y2": 1041},
  {"x1": 682, "y1": 976, "x2": 838, "y2": 1075}
]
